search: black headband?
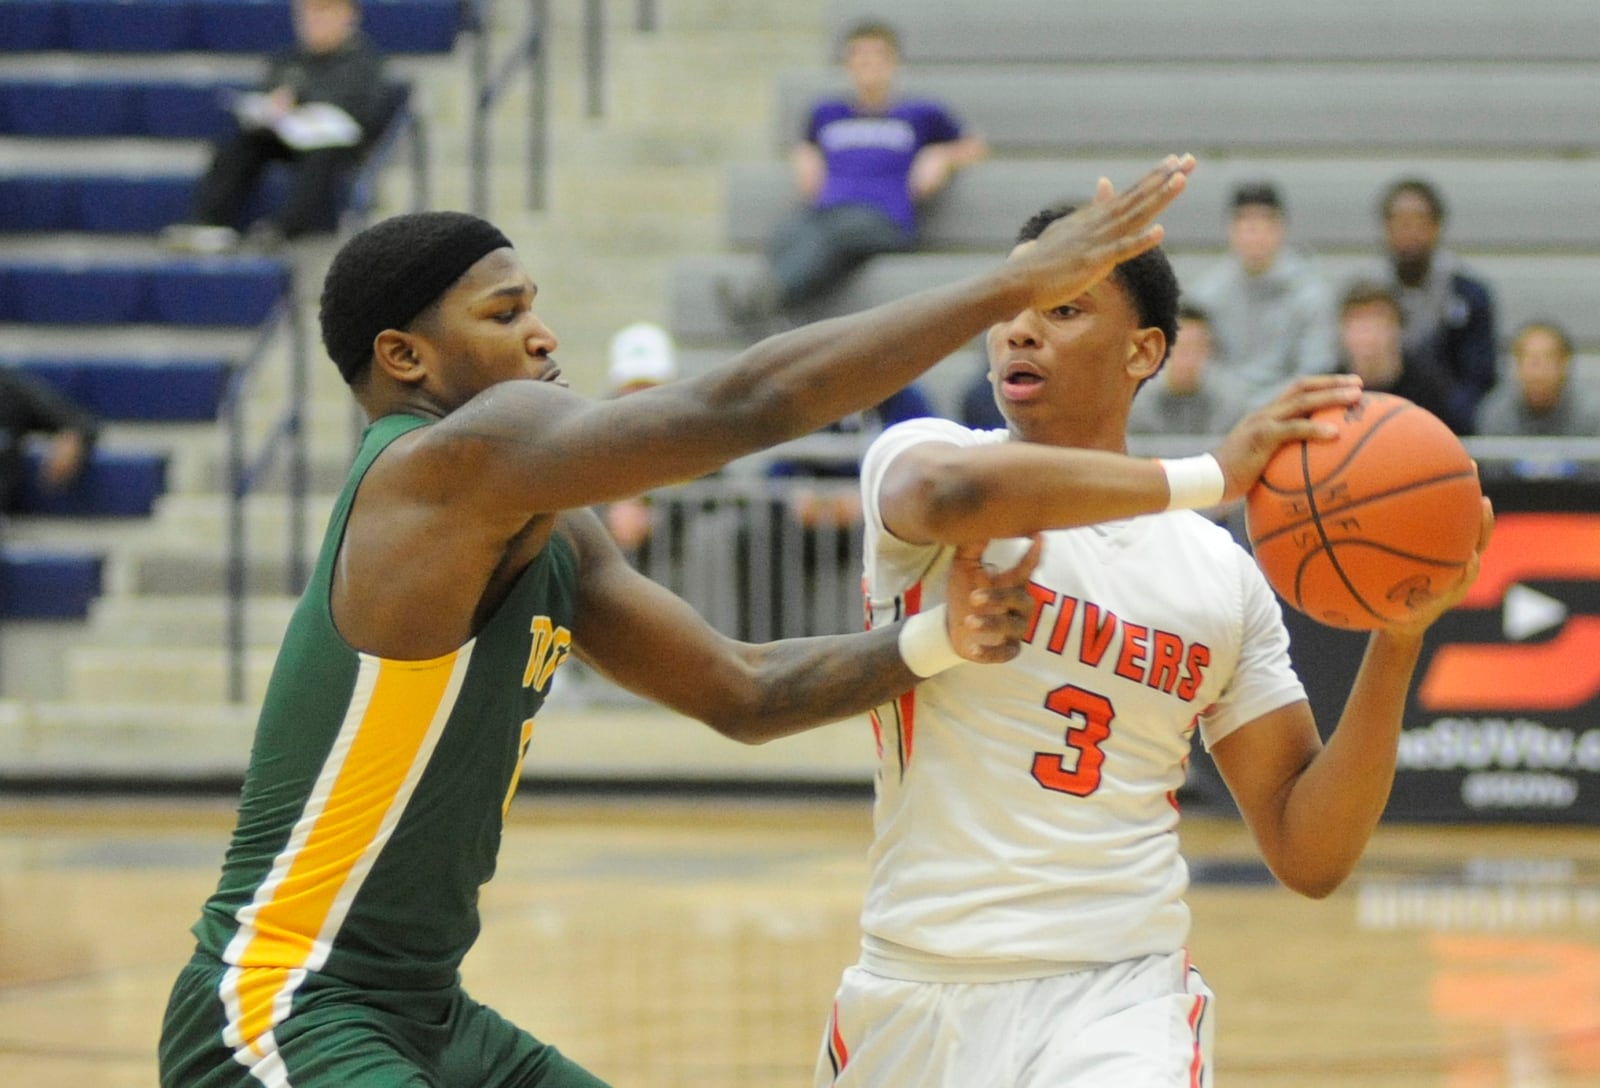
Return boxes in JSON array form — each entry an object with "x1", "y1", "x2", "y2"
[
  {"x1": 360, "y1": 217, "x2": 512, "y2": 339},
  {"x1": 322, "y1": 212, "x2": 513, "y2": 382}
]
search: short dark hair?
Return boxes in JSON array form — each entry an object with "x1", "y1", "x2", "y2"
[
  {"x1": 319, "y1": 211, "x2": 511, "y2": 386},
  {"x1": 1230, "y1": 181, "x2": 1284, "y2": 214},
  {"x1": 1340, "y1": 278, "x2": 1402, "y2": 318},
  {"x1": 840, "y1": 19, "x2": 900, "y2": 55},
  {"x1": 1013, "y1": 204, "x2": 1180, "y2": 360},
  {"x1": 1380, "y1": 177, "x2": 1446, "y2": 223}
]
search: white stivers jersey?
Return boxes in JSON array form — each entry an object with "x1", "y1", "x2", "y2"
[{"x1": 858, "y1": 419, "x2": 1306, "y2": 981}]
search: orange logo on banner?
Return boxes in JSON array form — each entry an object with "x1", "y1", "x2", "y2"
[{"x1": 1419, "y1": 514, "x2": 1600, "y2": 712}]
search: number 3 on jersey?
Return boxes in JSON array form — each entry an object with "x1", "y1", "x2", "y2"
[{"x1": 1031, "y1": 684, "x2": 1113, "y2": 797}]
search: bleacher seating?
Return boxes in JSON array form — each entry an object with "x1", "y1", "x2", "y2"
[
  {"x1": 0, "y1": 0, "x2": 465, "y2": 55},
  {"x1": 771, "y1": 67, "x2": 1600, "y2": 158},
  {"x1": 15, "y1": 448, "x2": 170, "y2": 518},
  {"x1": 825, "y1": 0, "x2": 1600, "y2": 64},
  {"x1": 0, "y1": 549, "x2": 103, "y2": 620},
  {"x1": 0, "y1": 257, "x2": 289, "y2": 326},
  {"x1": 676, "y1": 0, "x2": 1600, "y2": 416},
  {"x1": 672, "y1": 252, "x2": 1600, "y2": 352},
  {"x1": 723, "y1": 158, "x2": 1600, "y2": 256},
  {"x1": 0, "y1": 76, "x2": 249, "y2": 139},
  {"x1": 0, "y1": 1, "x2": 431, "y2": 636},
  {"x1": 16, "y1": 357, "x2": 228, "y2": 422}
]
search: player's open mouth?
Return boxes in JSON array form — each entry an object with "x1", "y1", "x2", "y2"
[{"x1": 1001, "y1": 360, "x2": 1045, "y2": 395}]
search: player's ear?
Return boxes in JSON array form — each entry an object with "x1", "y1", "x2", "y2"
[
  {"x1": 373, "y1": 329, "x2": 428, "y2": 385},
  {"x1": 1127, "y1": 327, "x2": 1166, "y2": 381}
]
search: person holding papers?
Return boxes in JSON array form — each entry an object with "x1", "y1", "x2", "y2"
[{"x1": 162, "y1": 0, "x2": 389, "y2": 254}]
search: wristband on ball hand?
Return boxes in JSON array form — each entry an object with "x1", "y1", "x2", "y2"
[
  {"x1": 898, "y1": 605, "x2": 964, "y2": 678},
  {"x1": 1159, "y1": 454, "x2": 1226, "y2": 511}
]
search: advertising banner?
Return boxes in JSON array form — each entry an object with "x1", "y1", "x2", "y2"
[{"x1": 1283, "y1": 478, "x2": 1600, "y2": 824}]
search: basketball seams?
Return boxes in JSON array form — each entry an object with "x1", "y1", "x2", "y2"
[
  {"x1": 1253, "y1": 399, "x2": 1415, "y2": 496},
  {"x1": 1292, "y1": 439, "x2": 1379, "y2": 620},
  {"x1": 1248, "y1": 469, "x2": 1478, "y2": 549}
]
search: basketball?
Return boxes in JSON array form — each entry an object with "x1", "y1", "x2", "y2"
[{"x1": 1245, "y1": 391, "x2": 1482, "y2": 630}]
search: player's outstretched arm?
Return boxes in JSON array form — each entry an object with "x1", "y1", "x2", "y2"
[
  {"x1": 440, "y1": 156, "x2": 1197, "y2": 520},
  {"x1": 1212, "y1": 497, "x2": 1494, "y2": 898},
  {"x1": 877, "y1": 378, "x2": 1362, "y2": 546},
  {"x1": 560, "y1": 512, "x2": 1039, "y2": 742}
]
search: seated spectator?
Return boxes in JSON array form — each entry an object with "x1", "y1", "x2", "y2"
[
  {"x1": 1475, "y1": 320, "x2": 1600, "y2": 437},
  {"x1": 1129, "y1": 301, "x2": 1242, "y2": 436},
  {"x1": 162, "y1": 0, "x2": 390, "y2": 254},
  {"x1": 601, "y1": 322, "x2": 679, "y2": 557},
  {"x1": 715, "y1": 20, "x2": 987, "y2": 339},
  {"x1": 1376, "y1": 177, "x2": 1497, "y2": 434},
  {"x1": 1336, "y1": 280, "x2": 1455, "y2": 427},
  {"x1": 1185, "y1": 181, "x2": 1338, "y2": 415},
  {"x1": 0, "y1": 367, "x2": 99, "y2": 515}
]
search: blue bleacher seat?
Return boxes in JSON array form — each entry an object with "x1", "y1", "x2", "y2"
[
  {"x1": 16, "y1": 358, "x2": 229, "y2": 422},
  {"x1": 4, "y1": 263, "x2": 147, "y2": 324},
  {"x1": 16, "y1": 449, "x2": 170, "y2": 518},
  {"x1": 63, "y1": 0, "x2": 197, "y2": 53},
  {"x1": 148, "y1": 258, "x2": 289, "y2": 326},
  {"x1": 0, "y1": 1, "x2": 68, "y2": 51},
  {"x1": 360, "y1": 0, "x2": 462, "y2": 54},
  {"x1": 0, "y1": 0, "x2": 465, "y2": 55},
  {"x1": 0, "y1": 258, "x2": 289, "y2": 326},
  {"x1": 192, "y1": 0, "x2": 293, "y2": 52},
  {"x1": 74, "y1": 176, "x2": 197, "y2": 234},
  {"x1": 0, "y1": 175, "x2": 195, "y2": 234},
  {"x1": 0, "y1": 79, "x2": 142, "y2": 137},
  {"x1": 136, "y1": 80, "x2": 241, "y2": 140},
  {"x1": 0, "y1": 549, "x2": 104, "y2": 620},
  {"x1": 0, "y1": 176, "x2": 74, "y2": 232}
]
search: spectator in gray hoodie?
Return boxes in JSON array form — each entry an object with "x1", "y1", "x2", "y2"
[{"x1": 1186, "y1": 181, "x2": 1339, "y2": 412}]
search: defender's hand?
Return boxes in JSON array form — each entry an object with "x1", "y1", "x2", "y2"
[
  {"x1": 1011, "y1": 154, "x2": 1196, "y2": 313},
  {"x1": 946, "y1": 535, "x2": 1044, "y2": 664}
]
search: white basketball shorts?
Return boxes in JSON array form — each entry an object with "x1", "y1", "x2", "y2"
[{"x1": 814, "y1": 949, "x2": 1213, "y2": 1088}]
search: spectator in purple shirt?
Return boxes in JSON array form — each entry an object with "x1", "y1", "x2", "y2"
[{"x1": 716, "y1": 20, "x2": 987, "y2": 339}]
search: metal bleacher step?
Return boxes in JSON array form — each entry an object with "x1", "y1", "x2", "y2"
[
  {"x1": 64, "y1": 643, "x2": 279, "y2": 705},
  {"x1": 0, "y1": 137, "x2": 210, "y2": 172},
  {"x1": 0, "y1": 698, "x2": 261, "y2": 779},
  {"x1": 85, "y1": 593, "x2": 299, "y2": 649}
]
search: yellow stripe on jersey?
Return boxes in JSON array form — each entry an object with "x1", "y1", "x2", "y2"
[{"x1": 219, "y1": 646, "x2": 473, "y2": 1065}]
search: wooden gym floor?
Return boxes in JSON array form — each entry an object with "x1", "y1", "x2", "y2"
[{"x1": 2, "y1": 793, "x2": 1597, "y2": 1087}]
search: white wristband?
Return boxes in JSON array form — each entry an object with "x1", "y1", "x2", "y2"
[
  {"x1": 897, "y1": 605, "x2": 964, "y2": 678},
  {"x1": 1159, "y1": 454, "x2": 1226, "y2": 511}
]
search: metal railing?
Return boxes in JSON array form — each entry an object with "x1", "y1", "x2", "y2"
[
  {"x1": 221, "y1": 267, "x2": 309, "y2": 704},
  {"x1": 469, "y1": 0, "x2": 550, "y2": 214}
]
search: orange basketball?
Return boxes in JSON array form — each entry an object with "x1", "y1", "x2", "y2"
[{"x1": 1245, "y1": 392, "x2": 1482, "y2": 630}]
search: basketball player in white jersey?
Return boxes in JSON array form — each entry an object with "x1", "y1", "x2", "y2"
[{"x1": 815, "y1": 200, "x2": 1495, "y2": 1087}]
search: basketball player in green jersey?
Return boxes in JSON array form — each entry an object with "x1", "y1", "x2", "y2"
[{"x1": 158, "y1": 155, "x2": 1196, "y2": 1088}]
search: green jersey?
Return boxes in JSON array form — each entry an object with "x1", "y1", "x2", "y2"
[{"x1": 189, "y1": 413, "x2": 577, "y2": 1058}]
